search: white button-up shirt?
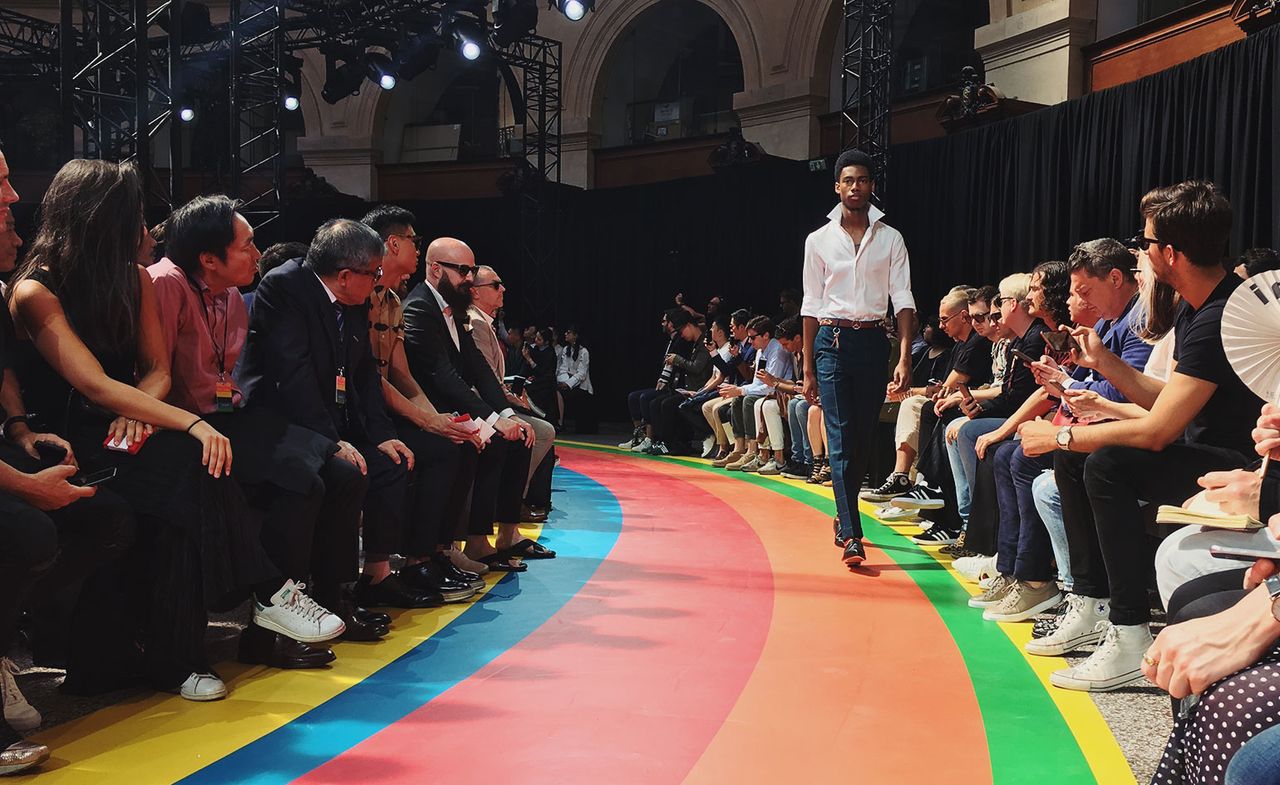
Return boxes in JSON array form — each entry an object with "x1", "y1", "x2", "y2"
[
  {"x1": 425, "y1": 280, "x2": 461, "y2": 351},
  {"x1": 801, "y1": 203, "x2": 915, "y2": 321}
]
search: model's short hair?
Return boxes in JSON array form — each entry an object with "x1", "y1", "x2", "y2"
[
  {"x1": 1069, "y1": 238, "x2": 1136, "y2": 282},
  {"x1": 165, "y1": 194, "x2": 239, "y2": 276},
  {"x1": 1139, "y1": 180, "x2": 1233, "y2": 268},
  {"x1": 747, "y1": 315, "x2": 775, "y2": 337},
  {"x1": 361, "y1": 204, "x2": 417, "y2": 240},
  {"x1": 834, "y1": 149, "x2": 874, "y2": 182},
  {"x1": 306, "y1": 219, "x2": 384, "y2": 275}
]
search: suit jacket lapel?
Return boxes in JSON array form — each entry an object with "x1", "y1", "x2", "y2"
[{"x1": 299, "y1": 263, "x2": 341, "y2": 369}]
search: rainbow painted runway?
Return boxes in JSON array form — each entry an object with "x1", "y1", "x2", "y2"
[{"x1": 17, "y1": 445, "x2": 1137, "y2": 784}]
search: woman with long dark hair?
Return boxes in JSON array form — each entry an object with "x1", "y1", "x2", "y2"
[
  {"x1": 556, "y1": 325, "x2": 596, "y2": 433},
  {"x1": 7, "y1": 160, "x2": 258, "y2": 702}
]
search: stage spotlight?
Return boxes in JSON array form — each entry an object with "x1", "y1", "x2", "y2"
[
  {"x1": 365, "y1": 51, "x2": 398, "y2": 90},
  {"x1": 550, "y1": 0, "x2": 592, "y2": 21},
  {"x1": 459, "y1": 35, "x2": 481, "y2": 60},
  {"x1": 493, "y1": 0, "x2": 538, "y2": 47},
  {"x1": 321, "y1": 53, "x2": 365, "y2": 104},
  {"x1": 379, "y1": 73, "x2": 396, "y2": 89},
  {"x1": 179, "y1": 106, "x2": 196, "y2": 122},
  {"x1": 283, "y1": 95, "x2": 300, "y2": 111}
]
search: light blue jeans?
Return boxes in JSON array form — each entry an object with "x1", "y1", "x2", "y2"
[
  {"x1": 945, "y1": 417, "x2": 1004, "y2": 525},
  {"x1": 1227, "y1": 720, "x2": 1280, "y2": 785},
  {"x1": 788, "y1": 397, "x2": 812, "y2": 467},
  {"x1": 1031, "y1": 469, "x2": 1073, "y2": 590}
]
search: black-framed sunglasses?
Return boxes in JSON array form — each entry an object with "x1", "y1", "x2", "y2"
[
  {"x1": 969, "y1": 312, "x2": 990, "y2": 324},
  {"x1": 433, "y1": 260, "x2": 477, "y2": 277},
  {"x1": 938, "y1": 311, "x2": 968, "y2": 326},
  {"x1": 390, "y1": 233, "x2": 427, "y2": 252},
  {"x1": 1126, "y1": 234, "x2": 1173, "y2": 252},
  {"x1": 746, "y1": 332, "x2": 759, "y2": 340},
  {"x1": 472, "y1": 280, "x2": 504, "y2": 290}
]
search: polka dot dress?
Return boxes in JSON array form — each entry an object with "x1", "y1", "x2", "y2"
[{"x1": 1153, "y1": 644, "x2": 1280, "y2": 784}]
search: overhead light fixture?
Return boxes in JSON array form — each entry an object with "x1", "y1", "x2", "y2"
[
  {"x1": 548, "y1": 0, "x2": 592, "y2": 21},
  {"x1": 321, "y1": 48, "x2": 365, "y2": 104},
  {"x1": 459, "y1": 34, "x2": 481, "y2": 60},
  {"x1": 179, "y1": 106, "x2": 196, "y2": 122},
  {"x1": 365, "y1": 51, "x2": 398, "y2": 90},
  {"x1": 493, "y1": 0, "x2": 538, "y2": 46},
  {"x1": 283, "y1": 95, "x2": 300, "y2": 111}
]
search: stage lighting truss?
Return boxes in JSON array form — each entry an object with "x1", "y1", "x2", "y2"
[{"x1": 840, "y1": 0, "x2": 895, "y2": 200}]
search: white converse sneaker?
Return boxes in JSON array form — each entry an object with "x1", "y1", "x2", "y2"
[
  {"x1": 179, "y1": 672, "x2": 228, "y2": 702},
  {"x1": 253, "y1": 579, "x2": 346, "y2": 643},
  {"x1": 1, "y1": 658, "x2": 39, "y2": 732},
  {"x1": 1025, "y1": 594, "x2": 1110, "y2": 657},
  {"x1": 1049, "y1": 622, "x2": 1152, "y2": 692},
  {"x1": 953, "y1": 554, "x2": 997, "y2": 585},
  {"x1": 967, "y1": 574, "x2": 1013, "y2": 608},
  {"x1": 877, "y1": 505, "x2": 921, "y2": 522},
  {"x1": 631, "y1": 437, "x2": 652, "y2": 453}
]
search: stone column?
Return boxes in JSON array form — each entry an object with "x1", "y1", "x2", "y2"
[
  {"x1": 296, "y1": 135, "x2": 382, "y2": 201},
  {"x1": 561, "y1": 116, "x2": 600, "y2": 190},
  {"x1": 733, "y1": 79, "x2": 827, "y2": 161},
  {"x1": 976, "y1": 0, "x2": 1098, "y2": 106}
]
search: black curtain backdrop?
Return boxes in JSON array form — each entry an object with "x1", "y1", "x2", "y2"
[{"x1": 13, "y1": 24, "x2": 1275, "y2": 423}]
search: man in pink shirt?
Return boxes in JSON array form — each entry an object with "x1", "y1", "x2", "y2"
[{"x1": 151, "y1": 196, "x2": 388, "y2": 667}]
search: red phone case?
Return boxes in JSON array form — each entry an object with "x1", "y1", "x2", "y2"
[{"x1": 103, "y1": 429, "x2": 148, "y2": 455}]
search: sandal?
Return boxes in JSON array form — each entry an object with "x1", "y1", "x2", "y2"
[
  {"x1": 477, "y1": 553, "x2": 528, "y2": 572},
  {"x1": 501, "y1": 539, "x2": 556, "y2": 560}
]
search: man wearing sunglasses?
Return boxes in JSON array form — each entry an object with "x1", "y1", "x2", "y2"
[
  {"x1": 802, "y1": 148, "x2": 917, "y2": 569},
  {"x1": 402, "y1": 237, "x2": 547, "y2": 573}
]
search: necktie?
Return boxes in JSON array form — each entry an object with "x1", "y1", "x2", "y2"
[{"x1": 333, "y1": 302, "x2": 345, "y2": 336}]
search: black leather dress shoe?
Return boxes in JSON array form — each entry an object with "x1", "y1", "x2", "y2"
[
  {"x1": 332, "y1": 596, "x2": 389, "y2": 642},
  {"x1": 339, "y1": 586, "x2": 391, "y2": 626},
  {"x1": 238, "y1": 625, "x2": 335, "y2": 669},
  {"x1": 432, "y1": 553, "x2": 485, "y2": 590},
  {"x1": 842, "y1": 538, "x2": 866, "y2": 568},
  {"x1": 355, "y1": 574, "x2": 443, "y2": 609},
  {"x1": 399, "y1": 562, "x2": 476, "y2": 603}
]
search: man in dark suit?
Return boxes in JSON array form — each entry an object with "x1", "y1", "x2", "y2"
[
  {"x1": 402, "y1": 237, "x2": 552, "y2": 572},
  {"x1": 240, "y1": 218, "x2": 437, "y2": 608}
]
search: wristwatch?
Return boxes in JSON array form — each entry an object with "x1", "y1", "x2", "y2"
[
  {"x1": 1056, "y1": 425, "x2": 1074, "y2": 451},
  {"x1": 1266, "y1": 574, "x2": 1280, "y2": 624}
]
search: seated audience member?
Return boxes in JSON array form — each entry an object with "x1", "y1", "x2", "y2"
[
  {"x1": 9, "y1": 160, "x2": 250, "y2": 702},
  {"x1": 681, "y1": 314, "x2": 732, "y2": 459},
  {"x1": 620, "y1": 310, "x2": 687, "y2": 451},
  {"x1": 1017, "y1": 181, "x2": 1263, "y2": 692},
  {"x1": 719, "y1": 316, "x2": 794, "y2": 472},
  {"x1": 157, "y1": 196, "x2": 380, "y2": 655},
  {"x1": 523, "y1": 327, "x2": 560, "y2": 427},
  {"x1": 1233, "y1": 246, "x2": 1280, "y2": 280},
  {"x1": 755, "y1": 316, "x2": 804, "y2": 475},
  {"x1": 711, "y1": 309, "x2": 758, "y2": 466},
  {"x1": 360, "y1": 206, "x2": 488, "y2": 595},
  {"x1": 778, "y1": 287, "x2": 801, "y2": 320},
  {"x1": 244, "y1": 241, "x2": 310, "y2": 313},
  {"x1": 0, "y1": 197, "x2": 132, "y2": 772},
  {"x1": 402, "y1": 238, "x2": 547, "y2": 572},
  {"x1": 557, "y1": 326, "x2": 596, "y2": 433},
  {"x1": 467, "y1": 264, "x2": 558, "y2": 521},
  {"x1": 239, "y1": 219, "x2": 437, "y2": 610},
  {"x1": 782, "y1": 318, "x2": 816, "y2": 479},
  {"x1": 647, "y1": 310, "x2": 711, "y2": 455}
]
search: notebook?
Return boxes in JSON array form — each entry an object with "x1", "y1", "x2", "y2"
[{"x1": 1156, "y1": 490, "x2": 1264, "y2": 531}]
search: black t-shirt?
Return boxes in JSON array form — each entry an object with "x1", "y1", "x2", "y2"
[
  {"x1": 912, "y1": 344, "x2": 953, "y2": 387},
  {"x1": 948, "y1": 329, "x2": 993, "y2": 387},
  {"x1": 983, "y1": 320, "x2": 1049, "y2": 419},
  {"x1": 1173, "y1": 274, "x2": 1263, "y2": 454}
]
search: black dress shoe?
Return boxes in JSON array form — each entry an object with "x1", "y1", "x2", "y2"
[
  {"x1": 355, "y1": 574, "x2": 443, "y2": 609},
  {"x1": 399, "y1": 562, "x2": 476, "y2": 603},
  {"x1": 332, "y1": 596, "x2": 389, "y2": 642},
  {"x1": 432, "y1": 553, "x2": 485, "y2": 590},
  {"x1": 842, "y1": 538, "x2": 866, "y2": 568},
  {"x1": 339, "y1": 586, "x2": 391, "y2": 626},
  {"x1": 238, "y1": 625, "x2": 335, "y2": 669}
]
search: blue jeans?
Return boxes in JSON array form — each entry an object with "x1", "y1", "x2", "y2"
[
  {"x1": 1031, "y1": 470, "x2": 1072, "y2": 589},
  {"x1": 992, "y1": 440, "x2": 1055, "y2": 581},
  {"x1": 788, "y1": 397, "x2": 812, "y2": 466},
  {"x1": 1227, "y1": 714, "x2": 1280, "y2": 785},
  {"x1": 945, "y1": 417, "x2": 1005, "y2": 525},
  {"x1": 816, "y1": 325, "x2": 889, "y2": 541}
]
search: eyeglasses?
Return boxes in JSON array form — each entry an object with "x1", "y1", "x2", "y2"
[
  {"x1": 1127, "y1": 234, "x2": 1174, "y2": 252},
  {"x1": 746, "y1": 332, "x2": 759, "y2": 340},
  {"x1": 390, "y1": 233, "x2": 426, "y2": 252},
  {"x1": 472, "y1": 280, "x2": 504, "y2": 290},
  {"x1": 969, "y1": 312, "x2": 990, "y2": 324},
  {"x1": 346, "y1": 265, "x2": 383, "y2": 279},
  {"x1": 990, "y1": 310, "x2": 1003, "y2": 321},
  {"x1": 433, "y1": 260, "x2": 477, "y2": 277},
  {"x1": 938, "y1": 311, "x2": 968, "y2": 326}
]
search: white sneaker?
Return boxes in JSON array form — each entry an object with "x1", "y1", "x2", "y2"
[
  {"x1": 1025, "y1": 594, "x2": 1110, "y2": 657},
  {"x1": 0, "y1": 739, "x2": 50, "y2": 777},
  {"x1": 968, "y1": 574, "x2": 1013, "y2": 608},
  {"x1": 953, "y1": 554, "x2": 996, "y2": 585},
  {"x1": 757, "y1": 459, "x2": 780, "y2": 476},
  {"x1": 631, "y1": 437, "x2": 652, "y2": 453},
  {"x1": 179, "y1": 672, "x2": 228, "y2": 702},
  {"x1": 1049, "y1": 623, "x2": 1152, "y2": 692},
  {"x1": 253, "y1": 579, "x2": 346, "y2": 643},
  {"x1": 982, "y1": 581, "x2": 1063, "y2": 622},
  {"x1": 702, "y1": 435, "x2": 716, "y2": 455},
  {"x1": 877, "y1": 506, "x2": 921, "y2": 522},
  {"x1": 617, "y1": 429, "x2": 642, "y2": 449},
  {"x1": 1, "y1": 658, "x2": 39, "y2": 732}
]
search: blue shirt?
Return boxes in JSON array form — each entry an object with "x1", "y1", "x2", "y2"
[
  {"x1": 739, "y1": 338, "x2": 794, "y2": 397},
  {"x1": 1066, "y1": 296, "x2": 1152, "y2": 402}
]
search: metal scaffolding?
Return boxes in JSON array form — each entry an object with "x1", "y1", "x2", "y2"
[{"x1": 840, "y1": 0, "x2": 895, "y2": 194}]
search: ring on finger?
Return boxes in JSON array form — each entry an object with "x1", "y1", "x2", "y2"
[{"x1": 1142, "y1": 653, "x2": 1159, "y2": 667}]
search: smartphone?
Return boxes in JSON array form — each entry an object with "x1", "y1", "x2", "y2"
[
  {"x1": 34, "y1": 440, "x2": 68, "y2": 468},
  {"x1": 104, "y1": 430, "x2": 149, "y2": 455},
  {"x1": 1209, "y1": 544, "x2": 1280, "y2": 563},
  {"x1": 1010, "y1": 348, "x2": 1038, "y2": 366},
  {"x1": 1044, "y1": 331, "x2": 1081, "y2": 354},
  {"x1": 1045, "y1": 378, "x2": 1066, "y2": 397},
  {"x1": 71, "y1": 467, "x2": 117, "y2": 487},
  {"x1": 956, "y1": 383, "x2": 974, "y2": 403}
]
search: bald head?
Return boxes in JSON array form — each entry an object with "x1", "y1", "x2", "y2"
[{"x1": 426, "y1": 237, "x2": 473, "y2": 274}]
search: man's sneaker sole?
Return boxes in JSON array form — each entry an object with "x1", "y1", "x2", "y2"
[
  {"x1": 911, "y1": 530, "x2": 959, "y2": 546},
  {"x1": 891, "y1": 497, "x2": 945, "y2": 510},
  {"x1": 252, "y1": 614, "x2": 346, "y2": 644},
  {"x1": 1048, "y1": 667, "x2": 1145, "y2": 692},
  {"x1": 1025, "y1": 628, "x2": 1106, "y2": 657},
  {"x1": 982, "y1": 591, "x2": 1063, "y2": 623}
]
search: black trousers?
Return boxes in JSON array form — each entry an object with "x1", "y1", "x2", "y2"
[
  {"x1": 351, "y1": 438, "x2": 412, "y2": 557},
  {"x1": 561, "y1": 388, "x2": 597, "y2": 433},
  {"x1": 526, "y1": 447, "x2": 554, "y2": 508},
  {"x1": 1056, "y1": 442, "x2": 1249, "y2": 626},
  {"x1": 467, "y1": 437, "x2": 531, "y2": 537},
  {"x1": 396, "y1": 421, "x2": 465, "y2": 555},
  {"x1": 915, "y1": 406, "x2": 966, "y2": 534},
  {"x1": 653, "y1": 393, "x2": 689, "y2": 446}
]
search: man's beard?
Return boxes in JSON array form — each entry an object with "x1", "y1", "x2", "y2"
[{"x1": 438, "y1": 274, "x2": 473, "y2": 313}]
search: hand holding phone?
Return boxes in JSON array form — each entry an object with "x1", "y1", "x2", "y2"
[
  {"x1": 956, "y1": 382, "x2": 974, "y2": 403},
  {"x1": 1044, "y1": 330, "x2": 1081, "y2": 355},
  {"x1": 72, "y1": 467, "x2": 117, "y2": 487},
  {"x1": 1010, "y1": 348, "x2": 1037, "y2": 366}
]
